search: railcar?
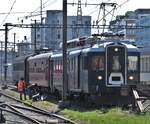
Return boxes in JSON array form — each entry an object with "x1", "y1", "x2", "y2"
[
  {"x1": 51, "y1": 38, "x2": 140, "y2": 104},
  {"x1": 12, "y1": 35, "x2": 140, "y2": 105},
  {"x1": 140, "y1": 47, "x2": 150, "y2": 84},
  {"x1": 27, "y1": 52, "x2": 52, "y2": 92},
  {"x1": 12, "y1": 54, "x2": 32, "y2": 85}
]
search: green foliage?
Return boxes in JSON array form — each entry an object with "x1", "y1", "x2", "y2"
[
  {"x1": 24, "y1": 99, "x2": 33, "y2": 104},
  {"x1": 63, "y1": 108, "x2": 150, "y2": 124},
  {"x1": 4, "y1": 90, "x2": 150, "y2": 124}
]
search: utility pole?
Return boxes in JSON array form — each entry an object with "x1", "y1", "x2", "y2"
[
  {"x1": 0, "y1": 29, "x2": 6, "y2": 81},
  {"x1": 96, "y1": 3, "x2": 117, "y2": 33},
  {"x1": 4, "y1": 23, "x2": 8, "y2": 81},
  {"x1": 40, "y1": 0, "x2": 43, "y2": 48},
  {"x1": 0, "y1": 42, "x2": 2, "y2": 81},
  {"x1": 62, "y1": 0, "x2": 68, "y2": 101},
  {"x1": 102, "y1": 3, "x2": 106, "y2": 33},
  {"x1": 13, "y1": 33, "x2": 16, "y2": 53},
  {"x1": 76, "y1": 0, "x2": 82, "y2": 37},
  {"x1": 34, "y1": 20, "x2": 37, "y2": 52},
  {"x1": 13, "y1": 33, "x2": 16, "y2": 63},
  {"x1": 40, "y1": 0, "x2": 42, "y2": 23}
]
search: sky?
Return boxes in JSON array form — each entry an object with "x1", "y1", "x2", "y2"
[{"x1": 0, "y1": 0, "x2": 149, "y2": 42}]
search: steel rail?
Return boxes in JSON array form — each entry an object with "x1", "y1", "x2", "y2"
[
  {"x1": 0, "y1": 106, "x2": 41, "y2": 124},
  {"x1": 0, "y1": 90, "x2": 77, "y2": 124}
]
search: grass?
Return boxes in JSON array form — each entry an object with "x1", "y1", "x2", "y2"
[
  {"x1": 32, "y1": 100, "x2": 58, "y2": 111},
  {"x1": 2, "y1": 89, "x2": 58, "y2": 111},
  {"x1": 3, "y1": 89, "x2": 150, "y2": 124},
  {"x1": 63, "y1": 108, "x2": 150, "y2": 124},
  {"x1": 3, "y1": 89, "x2": 20, "y2": 99}
]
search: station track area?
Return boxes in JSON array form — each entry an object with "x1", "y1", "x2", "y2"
[
  {"x1": 0, "y1": 85, "x2": 77, "y2": 124},
  {"x1": 2, "y1": 83, "x2": 150, "y2": 124}
]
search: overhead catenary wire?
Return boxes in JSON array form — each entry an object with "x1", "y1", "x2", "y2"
[
  {"x1": 95, "y1": 0, "x2": 130, "y2": 25},
  {"x1": 3, "y1": 23, "x2": 150, "y2": 29},
  {"x1": 18, "y1": 0, "x2": 58, "y2": 21},
  {"x1": 0, "y1": 0, "x2": 17, "y2": 27},
  {"x1": 86, "y1": 5, "x2": 99, "y2": 15},
  {"x1": 0, "y1": 11, "x2": 44, "y2": 15}
]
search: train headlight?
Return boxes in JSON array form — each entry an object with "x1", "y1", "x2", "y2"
[
  {"x1": 98, "y1": 76, "x2": 102, "y2": 80},
  {"x1": 129, "y1": 76, "x2": 134, "y2": 80},
  {"x1": 114, "y1": 48, "x2": 118, "y2": 52}
]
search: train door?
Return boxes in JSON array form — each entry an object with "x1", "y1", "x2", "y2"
[
  {"x1": 24, "y1": 57, "x2": 29, "y2": 84},
  {"x1": 24, "y1": 55, "x2": 32, "y2": 84},
  {"x1": 68, "y1": 55, "x2": 80, "y2": 91},
  {"x1": 106, "y1": 45, "x2": 126, "y2": 86},
  {"x1": 74, "y1": 55, "x2": 80, "y2": 89},
  {"x1": 50, "y1": 59, "x2": 54, "y2": 93}
]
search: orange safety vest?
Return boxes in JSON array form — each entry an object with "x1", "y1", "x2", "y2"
[{"x1": 18, "y1": 80, "x2": 25, "y2": 91}]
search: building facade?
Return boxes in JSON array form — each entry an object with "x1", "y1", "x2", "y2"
[
  {"x1": 31, "y1": 10, "x2": 91, "y2": 50},
  {"x1": 109, "y1": 9, "x2": 150, "y2": 46},
  {"x1": 135, "y1": 9, "x2": 150, "y2": 47},
  {"x1": 109, "y1": 11, "x2": 136, "y2": 42},
  {"x1": 17, "y1": 42, "x2": 32, "y2": 56},
  {"x1": 0, "y1": 50, "x2": 14, "y2": 81},
  {"x1": 136, "y1": 15, "x2": 150, "y2": 47},
  {"x1": 31, "y1": 21, "x2": 45, "y2": 50}
]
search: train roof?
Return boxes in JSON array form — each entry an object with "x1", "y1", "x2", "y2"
[
  {"x1": 51, "y1": 53, "x2": 62, "y2": 58},
  {"x1": 120, "y1": 42, "x2": 139, "y2": 52},
  {"x1": 140, "y1": 47, "x2": 150, "y2": 55},
  {"x1": 28, "y1": 52, "x2": 52, "y2": 60},
  {"x1": 69, "y1": 49, "x2": 81, "y2": 56},
  {"x1": 81, "y1": 41, "x2": 139, "y2": 53},
  {"x1": 52, "y1": 41, "x2": 139, "y2": 57},
  {"x1": 82, "y1": 44, "x2": 105, "y2": 53},
  {"x1": 13, "y1": 54, "x2": 33, "y2": 63}
]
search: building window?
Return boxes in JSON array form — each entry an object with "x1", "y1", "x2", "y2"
[
  {"x1": 58, "y1": 34, "x2": 60, "y2": 39},
  {"x1": 37, "y1": 27, "x2": 40, "y2": 32},
  {"x1": 72, "y1": 21, "x2": 76, "y2": 25},
  {"x1": 57, "y1": 30, "x2": 60, "y2": 39},
  {"x1": 37, "y1": 34, "x2": 40, "y2": 39}
]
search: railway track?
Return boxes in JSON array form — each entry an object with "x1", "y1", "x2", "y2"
[
  {"x1": 4, "y1": 83, "x2": 150, "y2": 114},
  {"x1": 0, "y1": 89, "x2": 77, "y2": 124}
]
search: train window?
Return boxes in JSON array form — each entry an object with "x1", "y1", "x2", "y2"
[
  {"x1": 144, "y1": 58, "x2": 147, "y2": 72},
  {"x1": 53, "y1": 60, "x2": 55, "y2": 71},
  {"x1": 142, "y1": 57, "x2": 150, "y2": 72},
  {"x1": 140, "y1": 57, "x2": 143, "y2": 72},
  {"x1": 73, "y1": 58, "x2": 75, "y2": 71},
  {"x1": 141, "y1": 57, "x2": 145, "y2": 72},
  {"x1": 72, "y1": 58, "x2": 74, "y2": 71},
  {"x1": 92, "y1": 56, "x2": 104, "y2": 71},
  {"x1": 145, "y1": 58, "x2": 148, "y2": 72},
  {"x1": 60, "y1": 60, "x2": 62, "y2": 71},
  {"x1": 56, "y1": 60, "x2": 59, "y2": 72},
  {"x1": 80, "y1": 57, "x2": 83, "y2": 70},
  {"x1": 128, "y1": 56, "x2": 138, "y2": 71},
  {"x1": 74, "y1": 57, "x2": 77, "y2": 71},
  {"x1": 70, "y1": 58, "x2": 73, "y2": 71},
  {"x1": 83, "y1": 56, "x2": 88, "y2": 69},
  {"x1": 75, "y1": 57, "x2": 78, "y2": 71},
  {"x1": 112, "y1": 56, "x2": 121, "y2": 71},
  {"x1": 148, "y1": 57, "x2": 150, "y2": 72},
  {"x1": 34, "y1": 63, "x2": 36, "y2": 67}
]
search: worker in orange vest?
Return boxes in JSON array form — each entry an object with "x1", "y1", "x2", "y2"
[{"x1": 18, "y1": 77, "x2": 26, "y2": 100}]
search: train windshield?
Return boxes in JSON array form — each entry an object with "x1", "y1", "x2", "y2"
[
  {"x1": 92, "y1": 56, "x2": 104, "y2": 71},
  {"x1": 112, "y1": 56, "x2": 121, "y2": 71},
  {"x1": 128, "y1": 56, "x2": 138, "y2": 71}
]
